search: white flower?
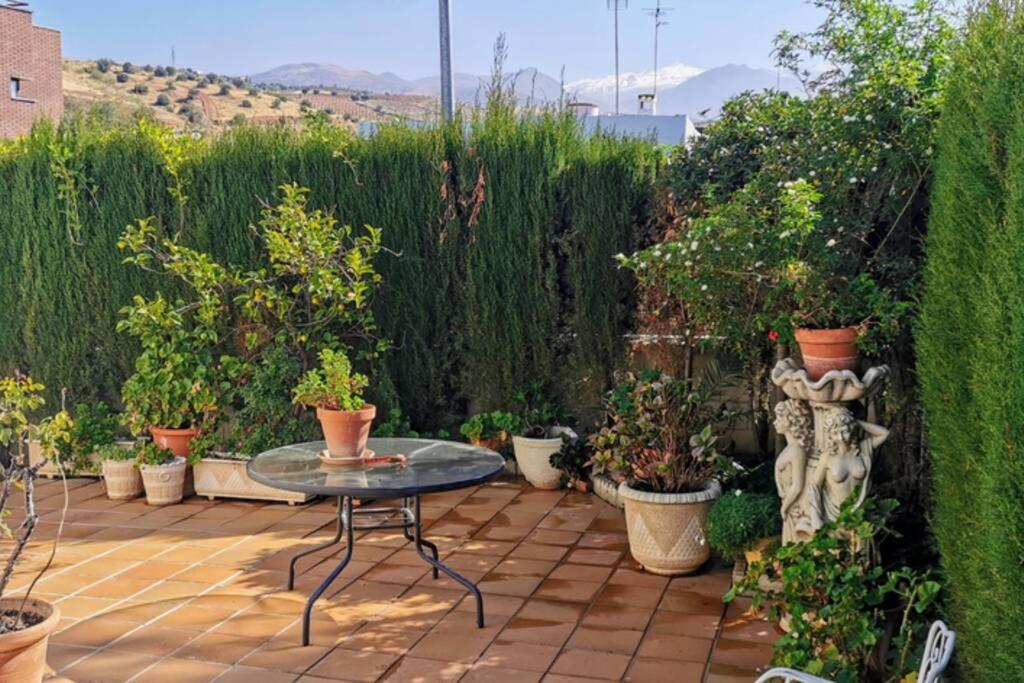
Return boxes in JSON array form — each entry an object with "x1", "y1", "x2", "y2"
[
  {"x1": 849, "y1": 177, "x2": 858, "y2": 184},
  {"x1": 733, "y1": 489, "x2": 743, "y2": 496},
  {"x1": 690, "y1": 241, "x2": 699, "y2": 251},
  {"x1": 826, "y1": 239, "x2": 837, "y2": 247},
  {"x1": 700, "y1": 284, "x2": 708, "y2": 291}
]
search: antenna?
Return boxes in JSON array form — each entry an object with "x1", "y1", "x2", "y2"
[
  {"x1": 644, "y1": 1, "x2": 673, "y2": 103},
  {"x1": 607, "y1": 0, "x2": 628, "y2": 115},
  {"x1": 171, "y1": 45, "x2": 176, "y2": 68},
  {"x1": 4, "y1": 1, "x2": 30, "y2": 9}
]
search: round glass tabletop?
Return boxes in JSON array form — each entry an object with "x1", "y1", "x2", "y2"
[{"x1": 246, "y1": 438, "x2": 506, "y2": 498}]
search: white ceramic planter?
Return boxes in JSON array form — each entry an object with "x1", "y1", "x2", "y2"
[
  {"x1": 591, "y1": 472, "x2": 624, "y2": 509},
  {"x1": 194, "y1": 456, "x2": 311, "y2": 505},
  {"x1": 139, "y1": 457, "x2": 187, "y2": 506},
  {"x1": 512, "y1": 427, "x2": 576, "y2": 490},
  {"x1": 101, "y1": 459, "x2": 144, "y2": 501},
  {"x1": 619, "y1": 480, "x2": 721, "y2": 576}
]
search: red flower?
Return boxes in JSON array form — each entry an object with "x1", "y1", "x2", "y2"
[{"x1": 768, "y1": 330, "x2": 779, "y2": 343}]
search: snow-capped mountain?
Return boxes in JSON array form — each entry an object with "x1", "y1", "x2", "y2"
[{"x1": 566, "y1": 62, "x2": 704, "y2": 100}]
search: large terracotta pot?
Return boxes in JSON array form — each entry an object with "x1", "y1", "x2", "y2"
[
  {"x1": 101, "y1": 459, "x2": 143, "y2": 501},
  {"x1": 619, "y1": 480, "x2": 721, "y2": 576},
  {"x1": 139, "y1": 457, "x2": 187, "y2": 506},
  {"x1": 0, "y1": 597, "x2": 60, "y2": 683},
  {"x1": 149, "y1": 426, "x2": 199, "y2": 458},
  {"x1": 512, "y1": 427, "x2": 575, "y2": 490},
  {"x1": 794, "y1": 327, "x2": 860, "y2": 380},
  {"x1": 317, "y1": 405, "x2": 376, "y2": 457}
]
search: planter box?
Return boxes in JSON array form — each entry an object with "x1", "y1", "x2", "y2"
[
  {"x1": 591, "y1": 472, "x2": 624, "y2": 509},
  {"x1": 194, "y1": 456, "x2": 312, "y2": 505},
  {"x1": 29, "y1": 439, "x2": 134, "y2": 479}
]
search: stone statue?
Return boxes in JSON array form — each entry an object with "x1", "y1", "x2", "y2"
[{"x1": 771, "y1": 359, "x2": 890, "y2": 543}]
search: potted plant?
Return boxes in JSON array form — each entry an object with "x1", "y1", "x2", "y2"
[
  {"x1": 97, "y1": 442, "x2": 143, "y2": 501},
  {"x1": 135, "y1": 441, "x2": 187, "y2": 506},
  {"x1": 45, "y1": 401, "x2": 130, "y2": 478},
  {"x1": 192, "y1": 434, "x2": 312, "y2": 505},
  {"x1": 293, "y1": 348, "x2": 375, "y2": 458},
  {"x1": 706, "y1": 491, "x2": 781, "y2": 565},
  {"x1": 459, "y1": 410, "x2": 522, "y2": 451},
  {"x1": 0, "y1": 374, "x2": 70, "y2": 682},
  {"x1": 510, "y1": 382, "x2": 575, "y2": 490},
  {"x1": 591, "y1": 367, "x2": 734, "y2": 575},
  {"x1": 549, "y1": 433, "x2": 591, "y2": 492}
]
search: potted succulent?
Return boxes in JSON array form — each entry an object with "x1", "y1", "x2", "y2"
[
  {"x1": 0, "y1": 374, "x2": 70, "y2": 682},
  {"x1": 510, "y1": 382, "x2": 575, "y2": 490},
  {"x1": 135, "y1": 441, "x2": 187, "y2": 506},
  {"x1": 293, "y1": 348, "x2": 375, "y2": 457},
  {"x1": 459, "y1": 410, "x2": 522, "y2": 451},
  {"x1": 97, "y1": 442, "x2": 144, "y2": 501},
  {"x1": 706, "y1": 491, "x2": 781, "y2": 565},
  {"x1": 591, "y1": 367, "x2": 734, "y2": 575}
]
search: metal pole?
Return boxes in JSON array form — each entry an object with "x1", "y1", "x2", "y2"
[
  {"x1": 614, "y1": 1, "x2": 620, "y2": 115},
  {"x1": 438, "y1": 0, "x2": 454, "y2": 121}
]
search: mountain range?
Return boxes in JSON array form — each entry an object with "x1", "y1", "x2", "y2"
[{"x1": 250, "y1": 61, "x2": 803, "y2": 118}]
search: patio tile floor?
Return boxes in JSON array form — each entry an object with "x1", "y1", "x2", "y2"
[{"x1": 3, "y1": 476, "x2": 781, "y2": 682}]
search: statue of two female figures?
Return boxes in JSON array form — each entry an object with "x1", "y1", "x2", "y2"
[{"x1": 774, "y1": 399, "x2": 889, "y2": 543}]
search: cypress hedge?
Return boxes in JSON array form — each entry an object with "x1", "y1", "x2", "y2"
[
  {"x1": 0, "y1": 112, "x2": 659, "y2": 429},
  {"x1": 918, "y1": 2, "x2": 1024, "y2": 679}
]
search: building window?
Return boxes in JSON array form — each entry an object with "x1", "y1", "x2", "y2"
[{"x1": 10, "y1": 78, "x2": 22, "y2": 99}]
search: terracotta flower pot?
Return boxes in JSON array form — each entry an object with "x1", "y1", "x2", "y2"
[
  {"x1": 149, "y1": 426, "x2": 199, "y2": 458},
  {"x1": 512, "y1": 427, "x2": 575, "y2": 490},
  {"x1": 470, "y1": 436, "x2": 505, "y2": 452},
  {"x1": 794, "y1": 327, "x2": 860, "y2": 380},
  {"x1": 0, "y1": 597, "x2": 60, "y2": 683},
  {"x1": 619, "y1": 480, "x2": 721, "y2": 576},
  {"x1": 317, "y1": 405, "x2": 377, "y2": 457},
  {"x1": 139, "y1": 457, "x2": 187, "y2": 506},
  {"x1": 101, "y1": 459, "x2": 143, "y2": 501}
]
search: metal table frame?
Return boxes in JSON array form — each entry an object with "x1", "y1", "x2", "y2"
[{"x1": 289, "y1": 494, "x2": 484, "y2": 646}]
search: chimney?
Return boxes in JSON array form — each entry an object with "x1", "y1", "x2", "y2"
[{"x1": 638, "y1": 93, "x2": 656, "y2": 115}]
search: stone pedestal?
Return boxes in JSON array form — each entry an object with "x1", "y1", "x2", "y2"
[{"x1": 771, "y1": 358, "x2": 890, "y2": 544}]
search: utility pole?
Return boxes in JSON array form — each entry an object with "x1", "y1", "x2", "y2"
[
  {"x1": 644, "y1": 1, "x2": 672, "y2": 109},
  {"x1": 438, "y1": 0, "x2": 454, "y2": 121},
  {"x1": 171, "y1": 45, "x2": 176, "y2": 68},
  {"x1": 607, "y1": 0, "x2": 627, "y2": 115}
]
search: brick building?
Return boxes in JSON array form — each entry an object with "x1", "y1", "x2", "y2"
[{"x1": 0, "y1": 1, "x2": 62, "y2": 139}]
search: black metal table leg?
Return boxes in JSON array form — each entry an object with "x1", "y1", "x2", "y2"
[
  {"x1": 403, "y1": 496, "x2": 439, "y2": 578},
  {"x1": 411, "y1": 494, "x2": 485, "y2": 628},
  {"x1": 288, "y1": 498, "x2": 344, "y2": 591},
  {"x1": 301, "y1": 496, "x2": 354, "y2": 646}
]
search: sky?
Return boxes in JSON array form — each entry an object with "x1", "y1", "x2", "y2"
[{"x1": 29, "y1": 0, "x2": 825, "y2": 81}]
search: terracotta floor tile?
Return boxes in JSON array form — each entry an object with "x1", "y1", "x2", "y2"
[
  {"x1": 564, "y1": 548, "x2": 622, "y2": 566},
  {"x1": 636, "y1": 632, "x2": 713, "y2": 663},
  {"x1": 132, "y1": 657, "x2": 230, "y2": 682},
  {"x1": 171, "y1": 564, "x2": 240, "y2": 584},
  {"x1": 548, "y1": 648, "x2": 632, "y2": 680},
  {"x1": 60, "y1": 649, "x2": 161, "y2": 683},
  {"x1": 457, "y1": 539, "x2": 518, "y2": 556},
  {"x1": 580, "y1": 603, "x2": 656, "y2": 631},
  {"x1": 212, "y1": 613, "x2": 296, "y2": 640},
  {"x1": 132, "y1": 580, "x2": 210, "y2": 602},
  {"x1": 624, "y1": 657, "x2": 705, "y2": 682},
  {"x1": 548, "y1": 563, "x2": 614, "y2": 583},
  {"x1": 385, "y1": 656, "x2": 470, "y2": 682},
  {"x1": 175, "y1": 631, "x2": 263, "y2": 665},
  {"x1": 500, "y1": 616, "x2": 576, "y2": 646},
  {"x1": 478, "y1": 572, "x2": 544, "y2": 597},
  {"x1": 705, "y1": 661, "x2": 766, "y2": 682},
  {"x1": 594, "y1": 583, "x2": 663, "y2": 608},
  {"x1": 667, "y1": 572, "x2": 732, "y2": 598},
  {"x1": 338, "y1": 625, "x2": 427, "y2": 655},
  {"x1": 492, "y1": 557, "x2": 558, "y2": 577},
  {"x1": 710, "y1": 638, "x2": 775, "y2": 670},
  {"x1": 479, "y1": 638, "x2": 561, "y2": 672},
  {"x1": 526, "y1": 529, "x2": 581, "y2": 546},
  {"x1": 566, "y1": 625, "x2": 643, "y2": 655},
  {"x1": 360, "y1": 561, "x2": 431, "y2": 585},
  {"x1": 474, "y1": 524, "x2": 533, "y2": 543},
  {"x1": 607, "y1": 567, "x2": 669, "y2": 590},
  {"x1": 408, "y1": 630, "x2": 494, "y2": 662},
  {"x1": 719, "y1": 610, "x2": 783, "y2": 645},
  {"x1": 462, "y1": 664, "x2": 543, "y2": 683},
  {"x1": 107, "y1": 624, "x2": 198, "y2": 656},
  {"x1": 532, "y1": 578, "x2": 604, "y2": 603},
  {"x1": 574, "y1": 532, "x2": 629, "y2": 552},
  {"x1": 119, "y1": 560, "x2": 192, "y2": 580},
  {"x1": 508, "y1": 543, "x2": 570, "y2": 562},
  {"x1": 648, "y1": 610, "x2": 721, "y2": 639},
  {"x1": 51, "y1": 615, "x2": 132, "y2": 648},
  {"x1": 660, "y1": 588, "x2": 727, "y2": 615},
  {"x1": 309, "y1": 648, "x2": 399, "y2": 681},
  {"x1": 214, "y1": 666, "x2": 298, "y2": 683},
  {"x1": 78, "y1": 577, "x2": 155, "y2": 599},
  {"x1": 239, "y1": 640, "x2": 332, "y2": 673},
  {"x1": 53, "y1": 596, "x2": 121, "y2": 619},
  {"x1": 45, "y1": 642, "x2": 95, "y2": 673}
]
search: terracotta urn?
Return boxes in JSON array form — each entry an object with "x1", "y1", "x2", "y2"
[
  {"x1": 317, "y1": 405, "x2": 376, "y2": 457},
  {"x1": 0, "y1": 598, "x2": 60, "y2": 683},
  {"x1": 619, "y1": 480, "x2": 721, "y2": 576},
  {"x1": 149, "y1": 426, "x2": 199, "y2": 458},
  {"x1": 794, "y1": 327, "x2": 860, "y2": 380}
]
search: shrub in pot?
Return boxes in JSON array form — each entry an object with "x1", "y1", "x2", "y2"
[
  {"x1": 706, "y1": 491, "x2": 781, "y2": 564},
  {"x1": 135, "y1": 441, "x2": 187, "y2": 506},
  {"x1": 97, "y1": 442, "x2": 143, "y2": 501},
  {"x1": 459, "y1": 411, "x2": 522, "y2": 451},
  {"x1": 549, "y1": 434, "x2": 591, "y2": 492},
  {"x1": 510, "y1": 382, "x2": 574, "y2": 490},
  {"x1": 590, "y1": 367, "x2": 735, "y2": 575},
  {"x1": 0, "y1": 374, "x2": 71, "y2": 683},
  {"x1": 46, "y1": 401, "x2": 123, "y2": 476},
  {"x1": 293, "y1": 348, "x2": 375, "y2": 457}
]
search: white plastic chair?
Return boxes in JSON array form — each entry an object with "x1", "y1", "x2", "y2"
[{"x1": 753, "y1": 620, "x2": 956, "y2": 683}]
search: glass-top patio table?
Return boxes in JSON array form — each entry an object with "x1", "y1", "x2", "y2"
[{"x1": 247, "y1": 438, "x2": 505, "y2": 646}]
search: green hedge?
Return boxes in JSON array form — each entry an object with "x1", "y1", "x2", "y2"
[
  {"x1": 918, "y1": 3, "x2": 1024, "y2": 679},
  {"x1": 0, "y1": 112, "x2": 659, "y2": 429}
]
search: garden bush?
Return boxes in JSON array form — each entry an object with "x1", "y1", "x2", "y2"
[{"x1": 918, "y1": 2, "x2": 1024, "y2": 679}]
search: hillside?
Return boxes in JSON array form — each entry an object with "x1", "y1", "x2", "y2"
[{"x1": 62, "y1": 59, "x2": 436, "y2": 129}]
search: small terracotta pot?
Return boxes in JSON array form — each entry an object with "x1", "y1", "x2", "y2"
[
  {"x1": 139, "y1": 457, "x2": 187, "y2": 506},
  {"x1": 317, "y1": 405, "x2": 376, "y2": 457},
  {"x1": 0, "y1": 597, "x2": 60, "y2": 683},
  {"x1": 794, "y1": 327, "x2": 860, "y2": 380},
  {"x1": 149, "y1": 426, "x2": 199, "y2": 458},
  {"x1": 573, "y1": 479, "x2": 591, "y2": 493},
  {"x1": 101, "y1": 459, "x2": 143, "y2": 501},
  {"x1": 470, "y1": 436, "x2": 505, "y2": 452}
]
